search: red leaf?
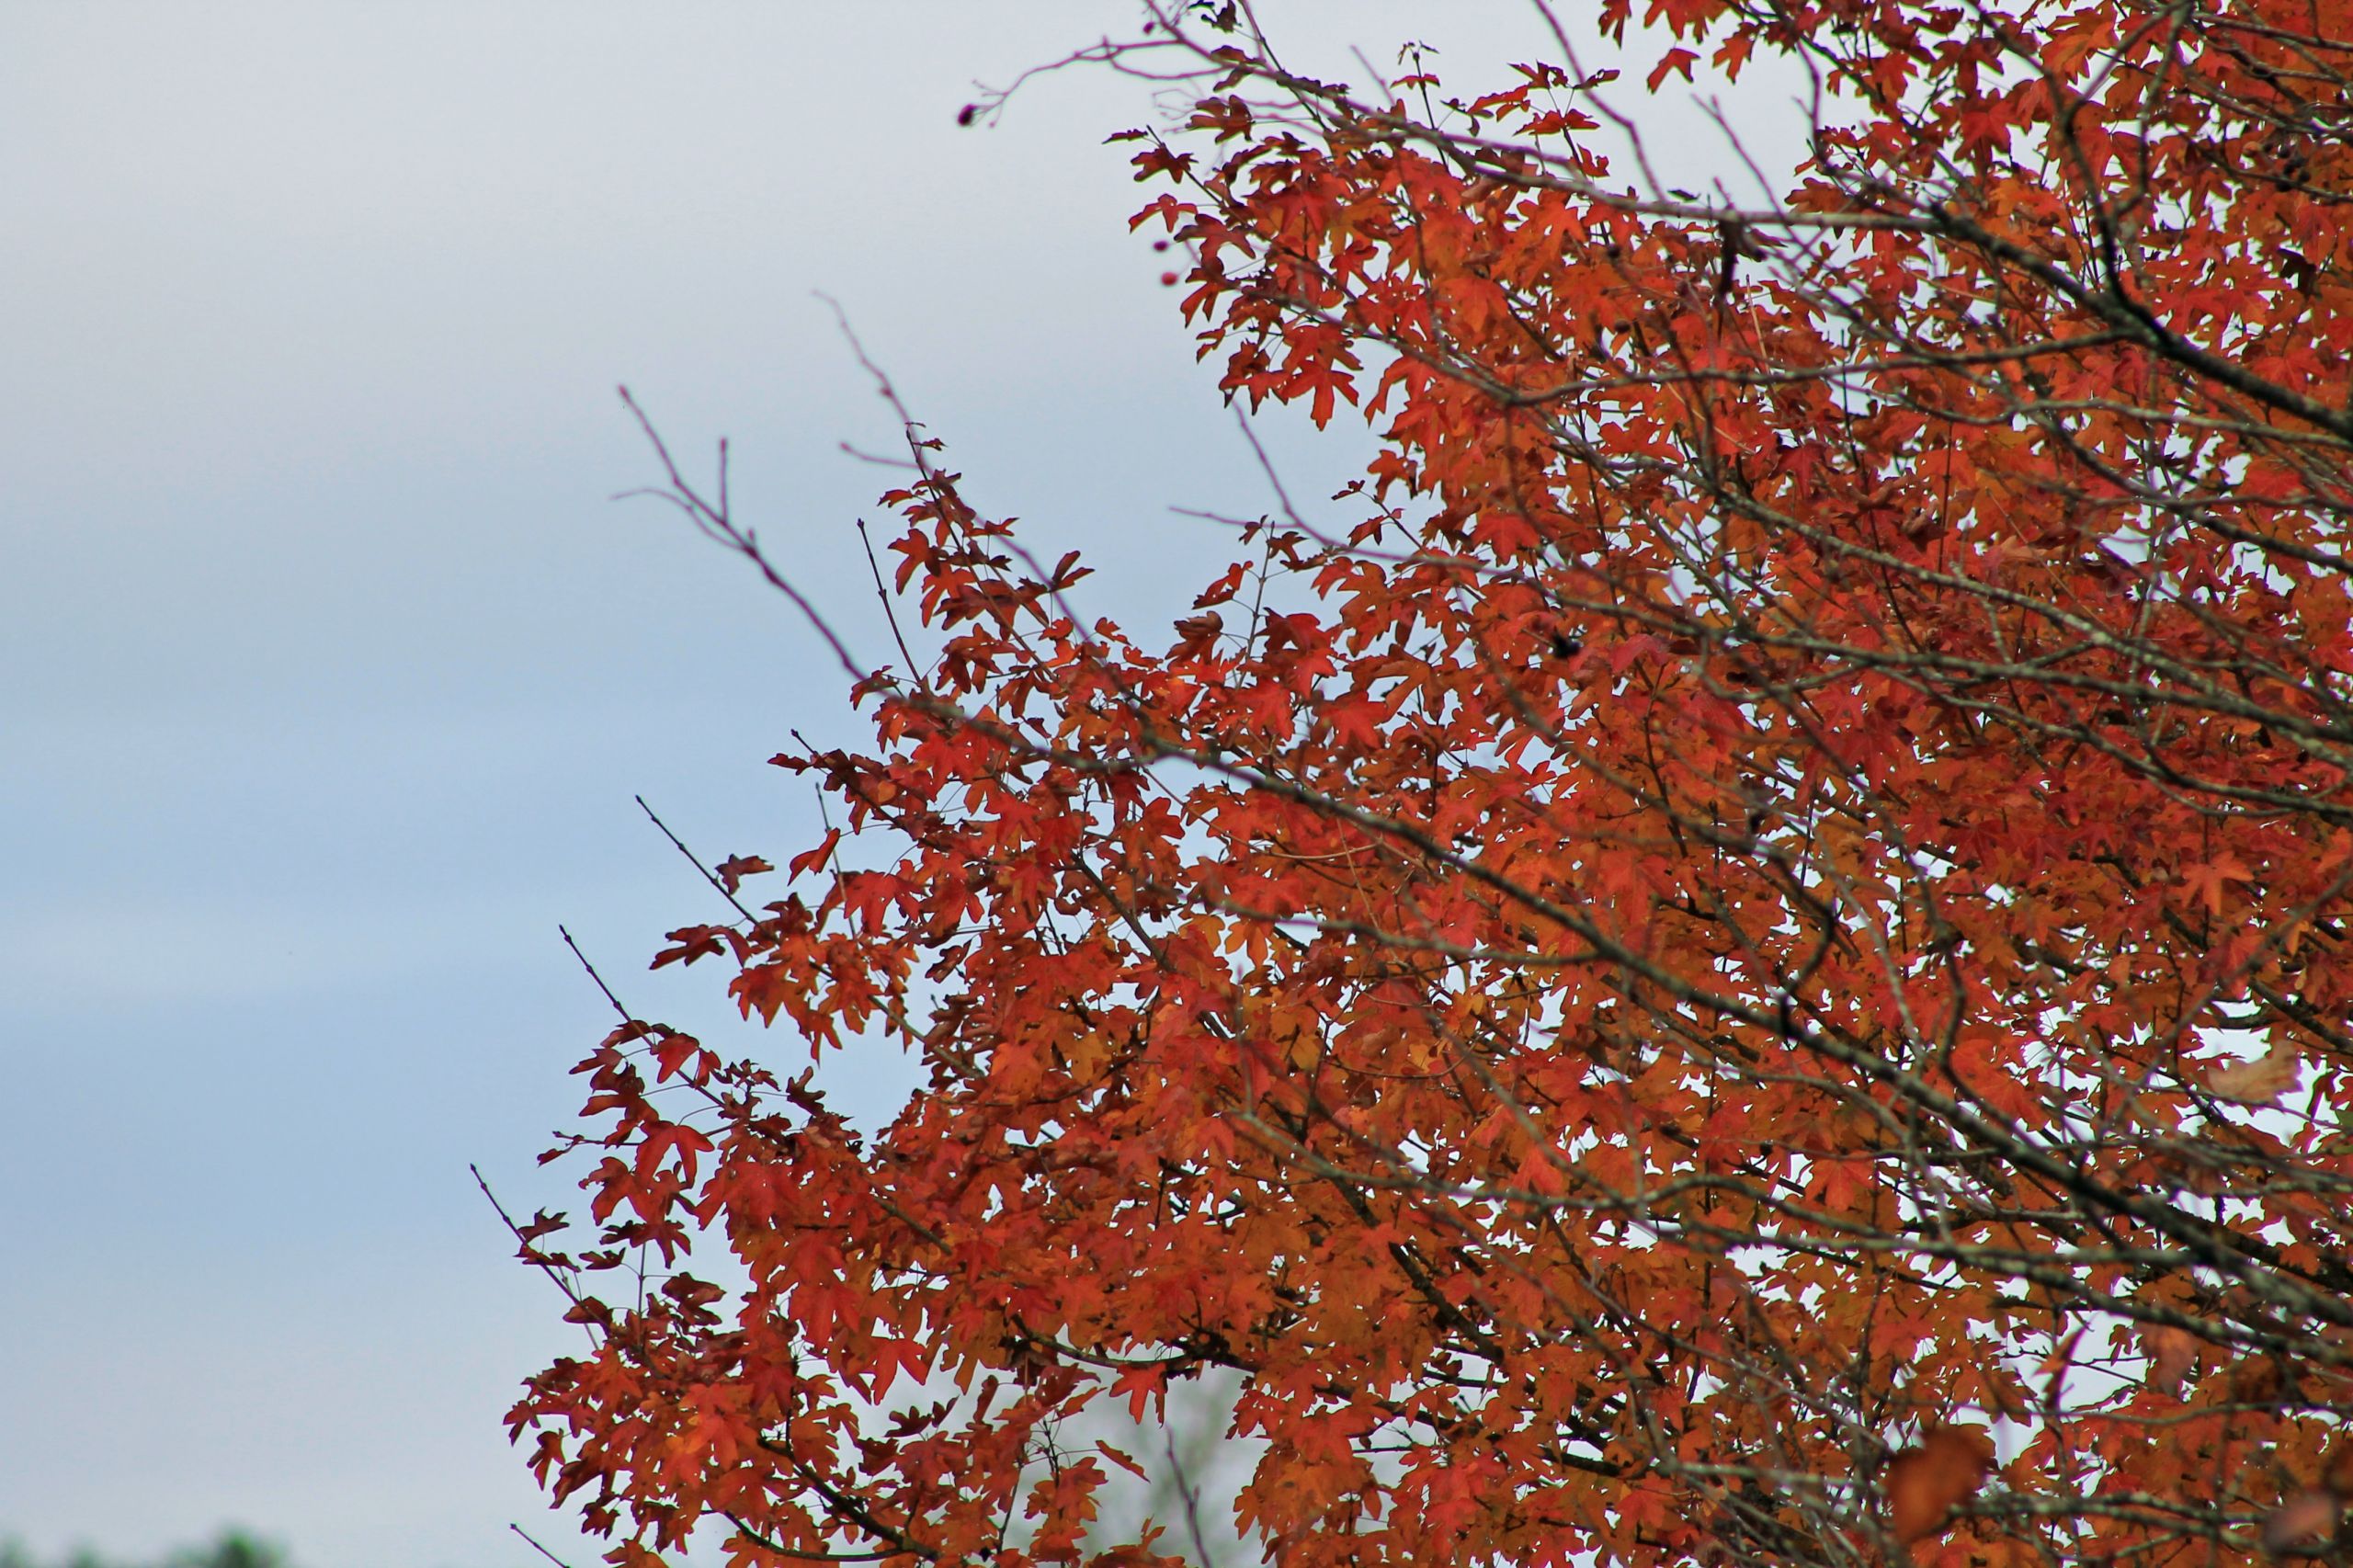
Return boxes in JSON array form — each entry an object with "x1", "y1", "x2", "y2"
[
  {"x1": 714, "y1": 853, "x2": 772, "y2": 893},
  {"x1": 1195, "y1": 561, "x2": 1249, "y2": 608},
  {"x1": 787, "y1": 830, "x2": 842, "y2": 881},
  {"x1": 1646, "y1": 48, "x2": 1699, "y2": 91}
]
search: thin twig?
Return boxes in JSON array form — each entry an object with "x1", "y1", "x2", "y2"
[
  {"x1": 509, "y1": 1523, "x2": 578, "y2": 1568},
  {"x1": 557, "y1": 924, "x2": 633, "y2": 1023},
  {"x1": 635, "y1": 794, "x2": 757, "y2": 922},
  {"x1": 474, "y1": 1163, "x2": 585, "y2": 1314},
  {"x1": 856, "y1": 516, "x2": 929, "y2": 688}
]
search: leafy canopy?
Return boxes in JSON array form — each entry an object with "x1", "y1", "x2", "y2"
[{"x1": 507, "y1": 3, "x2": 2353, "y2": 1568}]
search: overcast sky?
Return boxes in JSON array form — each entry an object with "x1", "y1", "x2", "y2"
[{"x1": 0, "y1": 7, "x2": 1811, "y2": 1566}]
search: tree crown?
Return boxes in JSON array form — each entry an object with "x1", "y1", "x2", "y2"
[{"x1": 506, "y1": 5, "x2": 2353, "y2": 1568}]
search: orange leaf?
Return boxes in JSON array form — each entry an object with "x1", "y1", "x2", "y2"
[
  {"x1": 2325, "y1": 1436, "x2": 2353, "y2": 1497},
  {"x1": 2207, "y1": 1046, "x2": 2299, "y2": 1106},
  {"x1": 2143, "y1": 1324, "x2": 2199, "y2": 1396},
  {"x1": 1887, "y1": 1428, "x2": 1994, "y2": 1545},
  {"x1": 1094, "y1": 1439, "x2": 1150, "y2": 1482},
  {"x1": 2227, "y1": 1358, "x2": 2290, "y2": 1404},
  {"x1": 2261, "y1": 1490, "x2": 2339, "y2": 1558},
  {"x1": 2178, "y1": 853, "x2": 2253, "y2": 916}
]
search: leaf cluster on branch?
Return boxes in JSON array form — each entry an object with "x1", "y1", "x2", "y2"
[{"x1": 504, "y1": 3, "x2": 2353, "y2": 1567}]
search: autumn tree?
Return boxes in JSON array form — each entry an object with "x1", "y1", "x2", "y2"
[{"x1": 505, "y1": 4, "x2": 2353, "y2": 1568}]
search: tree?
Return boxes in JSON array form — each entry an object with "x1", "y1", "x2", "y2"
[
  {"x1": 504, "y1": 3, "x2": 2353, "y2": 1568},
  {"x1": 0, "y1": 1532, "x2": 291, "y2": 1568}
]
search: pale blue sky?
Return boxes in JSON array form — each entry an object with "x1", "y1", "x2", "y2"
[{"x1": 0, "y1": 6, "x2": 1805, "y2": 1565}]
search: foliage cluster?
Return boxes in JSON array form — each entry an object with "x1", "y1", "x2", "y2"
[{"x1": 505, "y1": 3, "x2": 2353, "y2": 1568}]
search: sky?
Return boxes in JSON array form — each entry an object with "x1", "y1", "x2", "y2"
[{"x1": 0, "y1": 6, "x2": 1813, "y2": 1566}]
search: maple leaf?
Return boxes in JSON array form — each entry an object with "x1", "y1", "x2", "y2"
[
  {"x1": 2143, "y1": 1324, "x2": 2200, "y2": 1396},
  {"x1": 2179, "y1": 853, "x2": 2256, "y2": 916},
  {"x1": 714, "y1": 853, "x2": 772, "y2": 893},
  {"x1": 2207, "y1": 1046, "x2": 2300, "y2": 1107},
  {"x1": 1886, "y1": 1428, "x2": 1995, "y2": 1546},
  {"x1": 2262, "y1": 1491, "x2": 2339, "y2": 1558}
]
